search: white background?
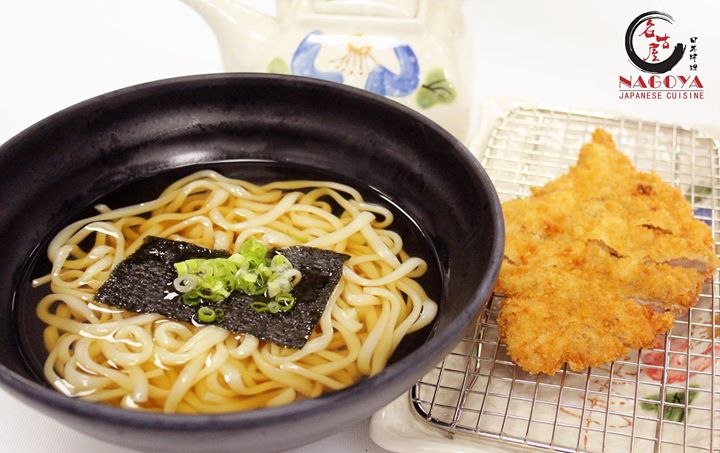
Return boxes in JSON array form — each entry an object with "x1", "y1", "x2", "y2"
[{"x1": 1, "y1": 1, "x2": 718, "y2": 452}]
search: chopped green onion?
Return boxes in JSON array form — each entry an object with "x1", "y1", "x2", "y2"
[
  {"x1": 173, "y1": 274, "x2": 199, "y2": 293},
  {"x1": 227, "y1": 253, "x2": 244, "y2": 265},
  {"x1": 214, "y1": 308, "x2": 225, "y2": 321},
  {"x1": 197, "y1": 306, "x2": 217, "y2": 323},
  {"x1": 182, "y1": 293, "x2": 201, "y2": 306},
  {"x1": 174, "y1": 259, "x2": 203, "y2": 276},
  {"x1": 249, "y1": 293, "x2": 296, "y2": 314},
  {"x1": 242, "y1": 272, "x2": 258, "y2": 283},
  {"x1": 250, "y1": 301, "x2": 270, "y2": 313},
  {"x1": 174, "y1": 239, "x2": 302, "y2": 316},
  {"x1": 271, "y1": 254, "x2": 292, "y2": 272},
  {"x1": 276, "y1": 292, "x2": 295, "y2": 307},
  {"x1": 239, "y1": 238, "x2": 268, "y2": 263}
]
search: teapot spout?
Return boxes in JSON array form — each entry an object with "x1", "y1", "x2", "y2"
[{"x1": 181, "y1": 0, "x2": 278, "y2": 70}]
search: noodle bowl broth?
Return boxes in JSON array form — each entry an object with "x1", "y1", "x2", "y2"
[{"x1": 14, "y1": 161, "x2": 442, "y2": 414}]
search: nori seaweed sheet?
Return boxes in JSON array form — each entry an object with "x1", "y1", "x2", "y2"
[{"x1": 94, "y1": 236, "x2": 348, "y2": 348}]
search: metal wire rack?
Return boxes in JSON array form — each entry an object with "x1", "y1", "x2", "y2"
[{"x1": 410, "y1": 107, "x2": 720, "y2": 452}]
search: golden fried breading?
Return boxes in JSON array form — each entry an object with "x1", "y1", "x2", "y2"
[
  {"x1": 500, "y1": 238, "x2": 708, "y2": 310},
  {"x1": 498, "y1": 129, "x2": 718, "y2": 375},
  {"x1": 500, "y1": 277, "x2": 674, "y2": 374}
]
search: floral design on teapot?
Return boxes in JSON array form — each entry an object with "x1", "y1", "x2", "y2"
[
  {"x1": 269, "y1": 31, "x2": 426, "y2": 99},
  {"x1": 416, "y1": 68, "x2": 456, "y2": 109},
  {"x1": 182, "y1": 0, "x2": 469, "y2": 140}
]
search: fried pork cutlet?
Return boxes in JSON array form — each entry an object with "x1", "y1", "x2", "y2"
[{"x1": 498, "y1": 129, "x2": 719, "y2": 375}]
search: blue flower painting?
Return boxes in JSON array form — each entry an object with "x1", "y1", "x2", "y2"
[
  {"x1": 290, "y1": 31, "x2": 419, "y2": 98},
  {"x1": 364, "y1": 45, "x2": 419, "y2": 97},
  {"x1": 291, "y1": 31, "x2": 344, "y2": 84}
]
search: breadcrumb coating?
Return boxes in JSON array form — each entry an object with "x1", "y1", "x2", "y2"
[{"x1": 498, "y1": 129, "x2": 718, "y2": 374}]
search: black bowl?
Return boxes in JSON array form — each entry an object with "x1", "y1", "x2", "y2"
[{"x1": 0, "y1": 74, "x2": 503, "y2": 452}]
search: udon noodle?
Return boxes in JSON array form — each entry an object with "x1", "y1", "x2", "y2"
[{"x1": 33, "y1": 170, "x2": 437, "y2": 413}]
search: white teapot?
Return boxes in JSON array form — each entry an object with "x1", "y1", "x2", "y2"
[{"x1": 182, "y1": 0, "x2": 472, "y2": 141}]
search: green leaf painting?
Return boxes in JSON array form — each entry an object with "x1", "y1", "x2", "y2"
[
  {"x1": 267, "y1": 58, "x2": 290, "y2": 75},
  {"x1": 684, "y1": 185, "x2": 712, "y2": 204},
  {"x1": 416, "y1": 68, "x2": 456, "y2": 109},
  {"x1": 640, "y1": 385, "x2": 699, "y2": 422}
]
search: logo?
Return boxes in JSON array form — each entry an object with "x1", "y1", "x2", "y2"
[
  {"x1": 625, "y1": 11, "x2": 684, "y2": 73},
  {"x1": 619, "y1": 11, "x2": 703, "y2": 100}
]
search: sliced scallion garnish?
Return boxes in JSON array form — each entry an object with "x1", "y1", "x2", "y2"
[
  {"x1": 249, "y1": 293, "x2": 296, "y2": 314},
  {"x1": 214, "y1": 308, "x2": 225, "y2": 321},
  {"x1": 182, "y1": 293, "x2": 201, "y2": 306},
  {"x1": 173, "y1": 274, "x2": 199, "y2": 293},
  {"x1": 173, "y1": 239, "x2": 302, "y2": 316},
  {"x1": 197, "y1": 306, "x2": 217, "y2": 323}
]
